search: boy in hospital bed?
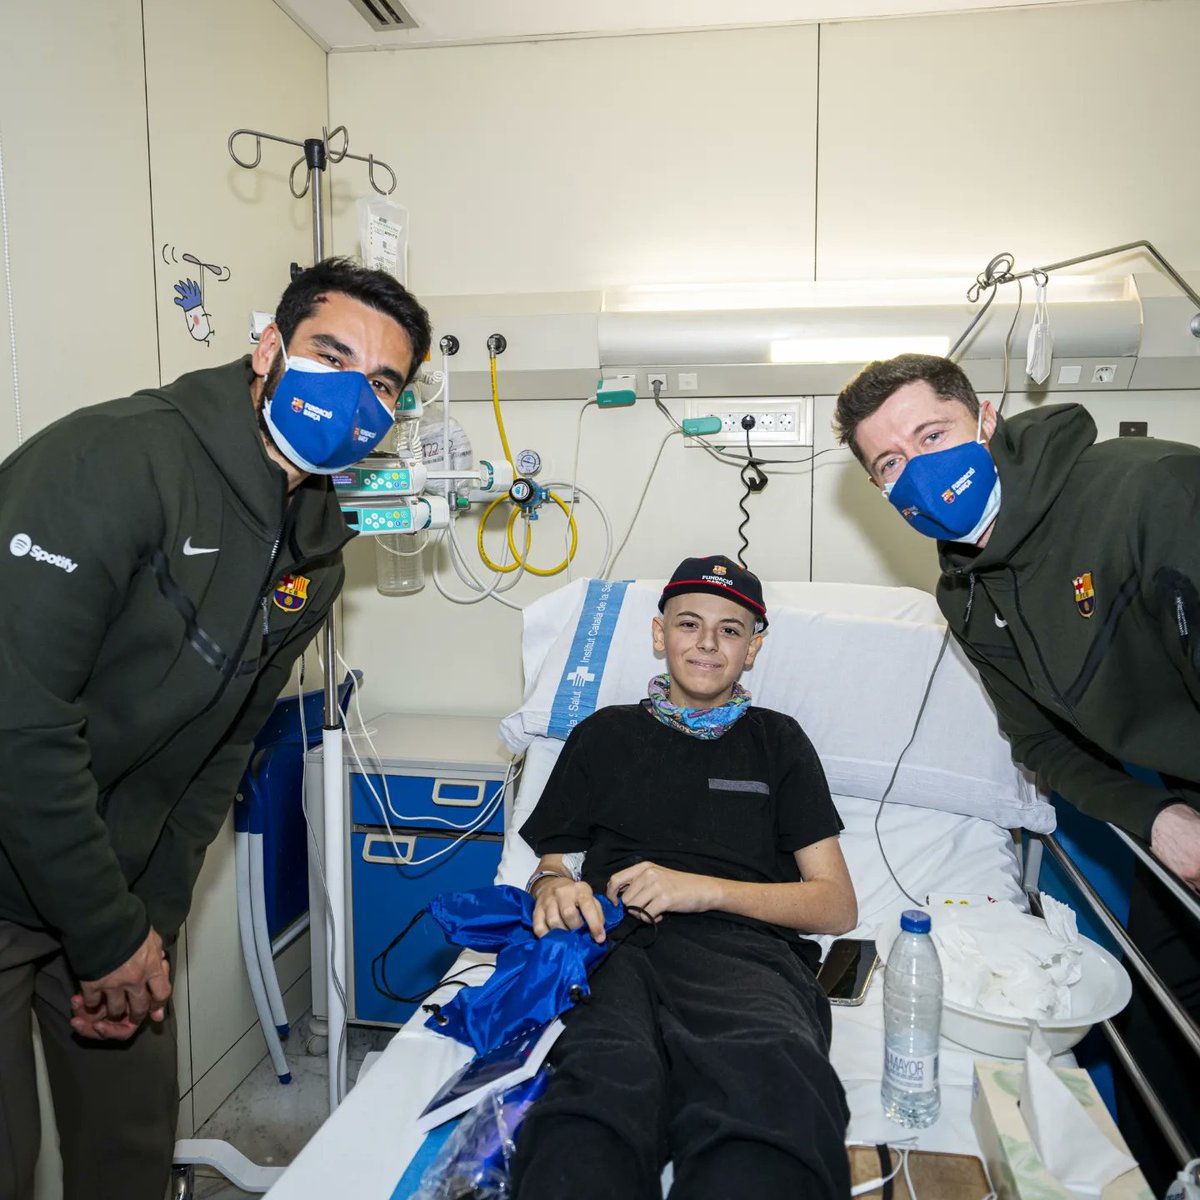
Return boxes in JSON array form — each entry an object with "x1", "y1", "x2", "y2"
[{"x1": 513, "y1": 555, "x2": 856, "y2": 1200}]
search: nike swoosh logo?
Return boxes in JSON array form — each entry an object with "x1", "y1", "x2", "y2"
[
  {"x1": 994, "y1": 614, "x2": 1008, "y2": 628},
  {"x1": 182, "y1": 536, "x2": 219, "y2": 556}
]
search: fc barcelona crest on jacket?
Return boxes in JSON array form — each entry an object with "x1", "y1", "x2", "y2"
[
  {"x1": 273, "y1": 573, "x2": 310, "y2": 612},
  {"x1": 1072, "y1": 572, "x2": 1096, "y2": 618}
]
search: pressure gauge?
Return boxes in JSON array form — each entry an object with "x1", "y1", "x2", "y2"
[{"x1": 515, "y1": 448, "x2": 542, "y2": 476}]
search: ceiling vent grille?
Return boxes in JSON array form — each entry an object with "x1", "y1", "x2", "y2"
[{"x1": 346, "y1": 0, "x2": 419, "y2": 31}]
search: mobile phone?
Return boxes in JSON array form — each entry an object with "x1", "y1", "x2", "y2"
[{"x1": 816, "y1": 938, "x2": 879, "y2": 1006}]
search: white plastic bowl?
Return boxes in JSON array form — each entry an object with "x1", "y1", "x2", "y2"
[
  {"x1": 937, "y1": 936, "x2": 1132, "y2": 1058},
  {"x1": 876, "y1": 916, "x2": 1133, "y2": 1059}
]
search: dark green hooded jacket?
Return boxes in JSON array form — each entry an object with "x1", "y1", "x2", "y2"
[
  {"x1": 0, "y1": 358, "x2": 352, "y2": 979},
  {"x1": 936, "y1": 403, "x2": 1200, "y2": 839}
]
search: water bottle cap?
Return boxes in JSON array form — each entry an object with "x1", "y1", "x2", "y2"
[{"x1": 900, "y1": 909, "x2": 931, "y2": 934}]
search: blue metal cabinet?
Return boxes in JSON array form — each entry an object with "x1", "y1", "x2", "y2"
[
  {"x1": 350, "y1": 827, "x2": 503, "y2": 1025},
  {"x1": 349, "y1": 771, "x2": 505, "y2": 835},
  {"x1": 336, "y1": 713, "x2": 513, "y2": 1028}
]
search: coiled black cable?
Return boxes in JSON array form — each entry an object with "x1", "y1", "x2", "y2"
[{"x1": 736, "y1": 423, "x2": 768, "y2": 569}]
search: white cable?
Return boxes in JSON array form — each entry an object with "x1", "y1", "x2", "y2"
[
  {"x1": 439, "y1": 514, "x2": 526, "y2": 610},
  {"x1": 451, "y1": 511, "x2": 526, "y2": 593},
  {"x1": 405, "y1": 414, "x2": 423, "y2": 463},
  {"x1": 434, "y1": 517, "x2": 525, "y2": 608},
  {"x1": 542, "y1": 480, "x2": 613, "y2": 580},
  {"x1": 337, "y1": 648, "x2": 514, "y2": 831},
  {"x1": 435, "y1": 525, "x2": 506, "y2": 604},
  {"x1": 484, "y1": 513, "x2": 536, "y2": 596},
  {"x1": 996, "y1": 276, "x2": 1023, "y2": 417},
  {"x1": 565, "y1": 400, "x2": 597, "y2": 580},
  {"x1": 604, "y1": 428, "x2": 680, "y2": 580},
  {"x1": 442, "y1": 349, "x2": 452, "y2": 508},
  {"x1": 846, "y1": 1139, "x2": 921, "y2": 1199},
  {"x1": 902, "y1": 1146, "x2": 918, "y2": 1200},
  {"x1": 334, "y1": 649, "x2": 522, "y2": 867},
  {"x1": 446, "y1": 517, "x2": 483, "y2": 591},
  {"x1": 0, "y1": 123, "x2": 22, "y2": 445},
  {"x1": 375, "y1": 533, "x2": 427, "y2": 558},
  {"x1": 849, "y1": 1150, "x2": 906, "y2": 1198}
]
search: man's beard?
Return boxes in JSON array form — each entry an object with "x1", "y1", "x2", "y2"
[{"x1": 257, "y1": 350, "x2": 286, "y2": 445}]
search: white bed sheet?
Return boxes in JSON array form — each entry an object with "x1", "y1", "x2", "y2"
[{"x1": 269, "y1": 737, "x2": 1026, "y2": 1198}]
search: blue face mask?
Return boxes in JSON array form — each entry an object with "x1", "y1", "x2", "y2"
[
  {"x1": 263, "y1": 348, "x2": 394, "y2": 475},
  {"x1": 881, "y1": 409, "x2": 1002, "y2": 543}
]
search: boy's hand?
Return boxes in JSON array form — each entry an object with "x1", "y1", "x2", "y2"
[
  {"x1": 532, "y1": 877, "x2": 608, "y2": 943},
  {"x1": 606, "y1": 862, "x2": 717, "y2": 921}
]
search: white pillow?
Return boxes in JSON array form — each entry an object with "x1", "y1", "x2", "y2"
[{"x1": 499, "y1": 579, "x2": 1054, "y2": 833}]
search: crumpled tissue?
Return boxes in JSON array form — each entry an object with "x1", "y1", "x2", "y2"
[
  {"x1": 1019, "y1": 1026, "x2": 1138, "y2": 1198},
  {"x1": 930, "y1": 896, "x2": 1083, "y2": 1019}
]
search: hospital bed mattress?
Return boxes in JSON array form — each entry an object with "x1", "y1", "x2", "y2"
[{"x1": 269, "y1": 738, "x2": 1025, "y2": 1199}]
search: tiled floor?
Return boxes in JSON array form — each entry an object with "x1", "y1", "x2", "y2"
[{"x1": 188, "y1": 1014, "x2": 394, "y2": 1200}]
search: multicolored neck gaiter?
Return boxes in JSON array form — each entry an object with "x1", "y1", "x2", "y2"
[{"x1": 646, "y1": 673, "x2": 751, "y2": 740}]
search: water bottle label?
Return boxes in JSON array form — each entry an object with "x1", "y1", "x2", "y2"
[{"x1": 884, "y1": 1048, "x2": 939, "y2": 1093}]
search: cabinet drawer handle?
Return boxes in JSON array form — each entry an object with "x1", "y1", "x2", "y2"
[
  {"x1": 362, "y1": 833, "x2": 416, "y2": 864},
  {"x1": 431, "y1": 778, "x2": 488, "y2": 808}
]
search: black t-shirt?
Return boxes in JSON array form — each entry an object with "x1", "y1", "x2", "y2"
[{"x1": 520, "y1": 703, "x2": 842, "y2": 938}]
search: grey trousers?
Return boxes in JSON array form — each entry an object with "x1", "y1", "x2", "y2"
[{"x1": 0, "y1": 920, "x2": 178, "y2": 1200}]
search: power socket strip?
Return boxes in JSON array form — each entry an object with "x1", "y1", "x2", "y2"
[{"x1": 682, "y1": 398, "x2": 813, "y2": 446}]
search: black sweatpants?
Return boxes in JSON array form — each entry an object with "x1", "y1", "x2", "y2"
[
  {"x1": 510, "y1": 914, "x2": 850, "y2": 1200},
  {"x1": 1111, "y1": 862, "x2": 1200, "y2": 1195}
]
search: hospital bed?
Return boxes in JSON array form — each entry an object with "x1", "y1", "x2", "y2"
[{"x1": 267, "y1": 579, "x2": 1095, "y2": 1199}]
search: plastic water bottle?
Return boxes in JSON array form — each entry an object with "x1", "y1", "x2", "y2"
[
  {"x1": 1164, "y1": 1158, "x2": 1200, "y2": 1200},
  {"x1": 882, "y1": 909, "x2": 943, "y2": 1128}
]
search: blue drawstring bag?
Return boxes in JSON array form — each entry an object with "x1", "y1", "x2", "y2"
[{"x1": 424, "y1": 885, "x2": 624, "y2": 1054}]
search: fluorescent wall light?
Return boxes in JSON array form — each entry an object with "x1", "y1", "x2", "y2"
[
  {"x1": 603, "y1": 276, "x2": 1128, "y2": 313},
  {"x1": 769, "y1": 335, "x2": 951, "y2": 364}
]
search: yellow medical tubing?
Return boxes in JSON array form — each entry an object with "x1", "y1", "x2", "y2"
[
  {"x1": 505, "y1": 492, "x2": 579, "y2": 574},
  {"x1": 476, "y1": 499, "x2": 532, "y2": 574},
  {"x1": 479, "y1": 351, "x2": 579, "y2": 577},
  {"x1": 490, "y1": 355, "x2": 516, "y2": 468},
  {"x1": 478, "y1": 496, "x2": 521, "y2": 574}
]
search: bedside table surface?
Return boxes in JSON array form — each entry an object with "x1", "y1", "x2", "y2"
[{"x1": 315, "y1": 711, "x2": 512, "y2": 776}]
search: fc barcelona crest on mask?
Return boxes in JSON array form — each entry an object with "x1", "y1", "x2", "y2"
[
  {"x1": 273, "y1": 573, "x2": 310, "y2": 613},
  {"x1": 1072, "y1": 572, "x2": 1095, "y2": 618}
]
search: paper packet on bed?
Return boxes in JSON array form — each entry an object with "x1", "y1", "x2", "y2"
[{"x1": 415, "y1": 1019, "x2": 565, "y2": 1134}]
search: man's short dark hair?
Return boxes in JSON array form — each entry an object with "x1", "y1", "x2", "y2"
[
  {"x1": 833, "y1": 353, "x2": 980, "y2": 472},
  {"x1": 274, "y1": 257, "x2": 432, "y2": 388}
]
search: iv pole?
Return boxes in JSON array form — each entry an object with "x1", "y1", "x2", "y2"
[
  {"x1": 950, "y1": 240, "x2": 1200, "y2": 359},
  {"x1": 228, "y1": 124, "x2": 398, "y2": 1114}
]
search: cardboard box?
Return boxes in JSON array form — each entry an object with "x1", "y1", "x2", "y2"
[{"x1": 971, "y1": 1060, "x2": 1154, "y2": 1200}]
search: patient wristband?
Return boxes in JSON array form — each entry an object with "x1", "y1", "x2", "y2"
[{"x1": 526, "y1": 869, "x2": 574, "y2": 894}]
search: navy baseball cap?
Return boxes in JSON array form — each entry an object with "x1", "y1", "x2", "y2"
[{"x1": 658, "y1": 555, "x2": 768, "y2": 631}]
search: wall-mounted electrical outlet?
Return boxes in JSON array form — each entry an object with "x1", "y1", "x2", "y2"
[
  {"x1": 682, "y1": 398, "x2": 813, "y2": 446},
  {"x1": 646, "y1": 372, "x2": 668, "y2": 393}
]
